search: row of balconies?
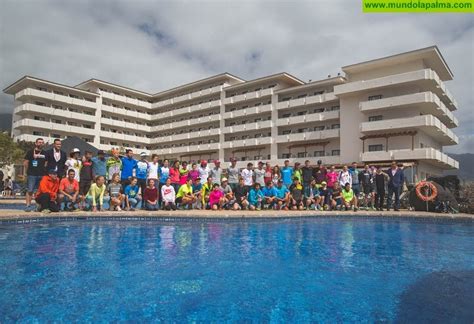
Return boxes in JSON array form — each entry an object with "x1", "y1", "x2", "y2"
[
  {"x1": 360, "y1": 148, "x2": 458, "y2": 169},
  {"x1": 14, "y1": 103, "x2": 96, "y2": 122},
  {"x1": 276, "y1": 110, "x2": 340, "y2": 126},
  {"x1": 13, "y1": 119, "x2": 96, "y2": 136},
  {"x1": 150, "y1": 115, "x2": 221, "y2": 132},
  {"x1": 15, "y1": 88, "x2": 98, "y2": 110},
  {"x1": 152, "y1": 85, "x2": 223, "y2": 109},
  {"x1": 223, "y1": 104, "x2": 272, "y2": 119},
  {"x1": 276, "y1": 92, "x2": 338, "y2": 110},
  {"x1": 334, "y1": 68, "x2": 457, "y2": 110},
  {"x1": 223, "y1": 88, "x2": 273, "y2": 105},
  {"x1": 359, "y1": 91, "x2": 458, "y2": 128},
  {"x1": 360, "y1": 114, "x2": 458, "y2": 145}
]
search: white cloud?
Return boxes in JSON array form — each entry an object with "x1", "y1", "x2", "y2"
[{"x1": 0, "y1": 0, "x2": 472, "y2": 152}]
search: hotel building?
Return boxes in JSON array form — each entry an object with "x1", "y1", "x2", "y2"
[{"x1": 4, "y1": 46, "x2": 459, "y2": 182}]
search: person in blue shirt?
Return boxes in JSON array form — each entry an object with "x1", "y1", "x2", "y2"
[
  {"x1": 386, "y1": 161, "x2": 405, "y2": 211},
  {"x1": 280, "y1": 159, "x2": 294, "y2": 187},
  {"x1": 274, "y1": 179, "x2": 290, "y2": 210},
  {"x1": 124, "y1": 177, "x2": 141, "y2": 211},
  {"x1": 121, "y1": 149, "x2": 138, "y2": 187},
  {"x1": 192, "y1": 177, "x2": 203, "y2": 209},
  {"x1": 248, "y1": 183, "x2": 264, "y2": 211},
  {"x1": 91, "y1": 150, "x2": 107, "y2": 178},
  {"x1": 136, "y1": 152, "x2": 149, "y2": 208},
  {"x1": 261, "y1": 181, "x2": 278, "y2": 209}
]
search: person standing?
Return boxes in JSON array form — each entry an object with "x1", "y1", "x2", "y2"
[
  {"x1": 226, "y1": 158, "x2": 240, "y2": 191},
  {"x1": 350, "y1": 162, "x2": 360, "y2": 197},
  {"x1": 23, "y1": 138, "x2": 47, "y2": 212},
  {"x1": 35, "y1": 169, "x2": 60, "y2": 213},
  {"x1": 91, "y1": 150, "x2": 107, "y2": 178},
  {"x1": 44, "y1": 138, "x2": 67, "y2": 178},
  {"x1": 188, "y1": 163, "x2": 200, "y2": 183},
  {"x1": 198, "y1": 160, "x2": 210, "y2": 181},
  {"x1": 209, "y1": 160, "x2": 223, "y2": 185},
  {"x1": 359, "y1": 164, "x2": 375, "y2": 210},
  {"x1": 241, "y1": 163, "x2": 254, "y2": 192},
  {"x1": 169, "y1": 160, "x2": 181, "y2": 193},
  {"x1": 65, "y1": 148, "x2": 82, "y2": 182},
  {"x1": 147, "y1": 154, "x2": 160, "y2": 182},
  {"x1": 301, "y1": 160, "x2": 313, "y2": 198},
  {"x1": 121, "y1": 149, "x2": 137, "y2": 187},
  {"x1": 80, "y1": 151, "x2": 94, "y2": 206},
  {"x1": 338, "y1": 165, "x2": 352, "y2": 188},
  {"x1": 106, "y1": 149, "x2": 122, "y2": 183},
  {"x1": 254, "y1": 161, "x2": 266, "y2": 187},
  {"x1": 136, "y1": 152, "x2": 149, "y2": 204},
  {"x1": 374, "y1": 166, "x2": 389, "y2": 211},
  {"x1": 280, "y1": 160, "x2": 293, "y2": 187},
  {"x1": 325, "y1": 165, "x2": 338, "y2": 193},
  {"x1": 386, "y1": 161, "x2": 404, "y2": 211},
  {"x1": 179, "y1": 161, "x2": 189, "y2": 186}
]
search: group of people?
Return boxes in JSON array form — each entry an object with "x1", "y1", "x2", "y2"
[{"x1": 23, "y1": 137, "x2": 405, "y2": 213}]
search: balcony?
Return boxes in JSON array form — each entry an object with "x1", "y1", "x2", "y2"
[
  {"x1": 14, "y1": 88, "x2": 98, "y2": 109},
  {"x1": 223, "y1": 104, "x2": 272, "y2": 119},
  {"x1": 153, "y1": 85, "x2": 222, "y2": 108},
  {"x1": 101, "y1": 118, "x2": 152, "y2": 133},
  {"x1": 13, "y1": 118, "x2": 96, "y2": 136},
  {"x1": 334, "y1": 69, "x2": 457, "y2": 110},
  {"x1": 276, "y1": 92, "x2": 338, "y2": 110},
  {"x1": 223, "y1": 88, "x2": 273, "y2": 105},
  {"x1": 360, "y1": 115, "x2": 458, "y2": 145},
  {"x1": 276, "y1": 110, "x2": 340, "y2": 127},
  {"x1": 154, "y1": 143, "x2": 220, "y2": 155},
  {"x1": 361, "y1": 148, "x2": 458, "y2": 169},
  {"x1": 100, "y1": 91, "x2": 152, "y2": 109},
  {"x1": 101, "y1": 104, "x2": 152, "y2": 121},
  {"x1": 100, "y1": 130, "x2": 151, "y2": 144},
  {"x1": 150, "y1": 115, "x2": 221, "y2": 132},
  {"x1": 14, "y1": 103, "x2": 96, "y2": 122},
  {"x1": 222, "y1": 120, "x2": 272, "y2": 134},
  {"x1": 359, "y1": 92, "x2": 458, "y2": 128},
  {"x1": 221, "y1": 137, "x2": 273, "y2": 149},
  {"x1": 152, "y1": 99, "x2": 221, "y2": 120},
  {"x1": 153, "y1": 128, "x2": 221, "y2": 144},
  {"x1": 231, "y1": 156, "x2": 342, "y2": 169},
  {"x1": 276, "y1": 129, "x2": 340, "y2": 143}
]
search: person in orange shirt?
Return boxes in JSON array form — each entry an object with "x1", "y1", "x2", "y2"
[
  {"x1": 58, "y1": 169, "x2": 80, "y2": 211},
  {"x1": 36, "y1": 169, "x2": 60, "y2": 213}
]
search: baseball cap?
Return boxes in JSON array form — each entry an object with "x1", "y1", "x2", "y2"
[
  {"x1": 72, "y1": 148, "x2": 80, "y2": 153},
  {"x1": 214, "y1": 159, "x2": 220, "y2": 164},
  {"x1": 222, "y1": 177, "x2": 228, "y2": 182},
  {"x1": 196, "y1": 177, "x2": 201, "y2": 181},
  {"x1": 201, "y1": 160, "x2": 208, "y2": 165},
  {"x1": 140, "y1": 152, "x2": 147, "y2": 157},
  {"x1": 48, "y1": 169, "x2": 58, "y2": 174},
  {"x1": 258, "y1": 161, "x2": 264, "y2": 165},
  {"x1": 321, "y1": 181, "x2": 327, "y2": 185}
]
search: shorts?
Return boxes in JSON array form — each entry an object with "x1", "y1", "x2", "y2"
[
  {"x1": 352, "y1": 184, "x2": 360, "y2": 196},
  {"x1": 27, "y1": 175, "x2": 43, "y2": 193},
  {"x1": 80, "y1": 180, "x2": 92, "y2": 196}
]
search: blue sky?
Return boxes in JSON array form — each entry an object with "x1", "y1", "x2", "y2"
[{"x1": 0, "y1": 0, "x2": 472, "y2": 153}]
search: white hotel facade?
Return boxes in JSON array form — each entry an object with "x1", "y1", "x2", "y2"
[{"x1": 4, "y1": 46, "x2": 459, "y2": 181}]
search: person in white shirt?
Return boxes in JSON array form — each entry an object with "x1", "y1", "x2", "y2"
[
  {"x1": 65, "y1": 148, "x2": 82, "y2": 182},
  {"x1": 148, "y1": 154, "x2": 159, "y2": 181},
  {"x1": 338, "y1": 165, "x2": 352, "y2": 188},
  {"x1": 161, "y1": 178, "x2": 176, "y2": 210},
  {"x1": 198, "y1": 160, "x2": 210, "y2": 180},
  {"x1": 241, "y1": 162, "x2": 254, "y2": 191}
]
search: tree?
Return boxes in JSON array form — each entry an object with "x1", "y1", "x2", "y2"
[{"x1": 0, "y1": 132, "x2": 26, "y2": 168}]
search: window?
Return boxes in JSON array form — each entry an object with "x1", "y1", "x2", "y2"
[
  {"x1": 297, "y1": 94, "x2": 307, "y2": 99},
  {"x1": 33, "y1": 131, "x2": 44, "y2": 136},
  {"x1": 368, "y1": 144, "x2": 384, "y2": 152},
  {"x1": 331, "y1": 124, "x2": 340, "y2": 129},
  {"x1": 369, "y1": 115, "x2": 383, "y2": 122},
  {"x1": 52, "y1": 104, "x2": 63, "y2": 109},
  {"x1": 35, "y1": 101, "x2": 46, "y2": 106},
  {"x1": 368, "y1": 95, "x2": 382, "y2": 101},
  {"x1": 297, "y1": 111, "x2": 306, "y2": 116},
  {"x1": 282, "y1": 130, "x2": 292, "y2": 135},
  {"x1": 254, "y1": 155, "x2": 262, "y2": 160},
  {"x1": 281, "y1": 153, "x2": 291, "y2": 159},
  {"x1": 314, "y1": 126, "x2": 325, "y2": 131},
  {"x1": 297, "y1": 128, "x2": 307, "y2": 133},
  {"x1": 281, "y1": 97, "x2": 292, "y2": 102},
  {"x1": 69, "y1": 94, "x2": 79, "y2": 99},
  {"x1": 314, "y1": 90, "x2": 324, "y2": 95},
  {"x1": 282, "y1": 113, "x2": 291, "y2": 118},
  {"x1": 330, "y1": 105, "x2": 340, "y2": 111},
  {"x1": 313, "y1": 108, "x2": 324, "y2": 113},
  {"x1": 298, "y1": 152, "x2": 307, "y2": 158},
  {"x1": 83, "y1": 124, "x2": 92, "y2": 129},
  {"x1": 53, "y1": 119, "x2": 62, "y2": 124},
  {"x1": 331, "y1": 150, "x2": 340, "y2": 156},
  {"x1": 34, "y1": 116, "x2": 45, "y2": 121},
  {"x1": 314, "y1": 150, "x2": 325, "y2": 157},
  {"x1": 52, "y1": 134, "x2": 60, "y2": 138}
]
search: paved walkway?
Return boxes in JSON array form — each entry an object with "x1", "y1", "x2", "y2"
[{"x1": 0, "y1": 207, "x2": 472, "y2": 221}]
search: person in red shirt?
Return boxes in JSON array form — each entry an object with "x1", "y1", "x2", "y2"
[
  {"x1": 58, "y1": 169, "x2": 80, "y2": 211},
  {"x1": 36, "y1": 169, "x2": 60, "y2": 213},
  {"x1": 264, "y1": 162, "x2": 272, "y2": 185},
  {"x1": 169, "y1": 160, "x2": 181, "y2": 193}
]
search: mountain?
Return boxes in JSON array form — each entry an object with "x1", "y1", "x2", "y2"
[
  {"x1": 0, "y1": 113, "x2": 12, "y2": 131},
  {"x1": 444, "y1": 153, "x2": 474, "y2": 180}
]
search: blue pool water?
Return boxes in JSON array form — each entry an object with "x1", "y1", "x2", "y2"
[{"x1": 1, "y1": 218, "x2": 473, "y2": 322}]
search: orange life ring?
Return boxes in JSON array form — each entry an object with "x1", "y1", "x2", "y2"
[{"x1": 415, "y1": 181, "x2": 438, "y2": 202}]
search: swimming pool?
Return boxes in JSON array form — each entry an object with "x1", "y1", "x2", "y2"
[{"x1": 1, "y1": 217, "x2": 473, "y2": 322}]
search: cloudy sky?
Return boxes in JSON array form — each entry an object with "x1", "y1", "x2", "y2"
[{"x1": 0, "y1": 0, "x2": 472, "y2": 153}]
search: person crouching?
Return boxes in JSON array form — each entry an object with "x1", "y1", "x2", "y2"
[{"x1": 36, "y1": 169, "x2": 60, "y2": 213}]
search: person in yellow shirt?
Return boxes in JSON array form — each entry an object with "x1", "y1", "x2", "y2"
[
  {"x1": 342, "y1": 182, "x2": 358, "y2": 211},
  {"x1": 201, "y1": 176, "x2": 213, "y2": 209},
  {"x1": 176, "y1": 178, "x2": 196, "y2": 209}
]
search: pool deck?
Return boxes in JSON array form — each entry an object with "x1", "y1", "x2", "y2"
[{"x1": 0, "y1": 199, "x2": 472, "y2": 222}]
